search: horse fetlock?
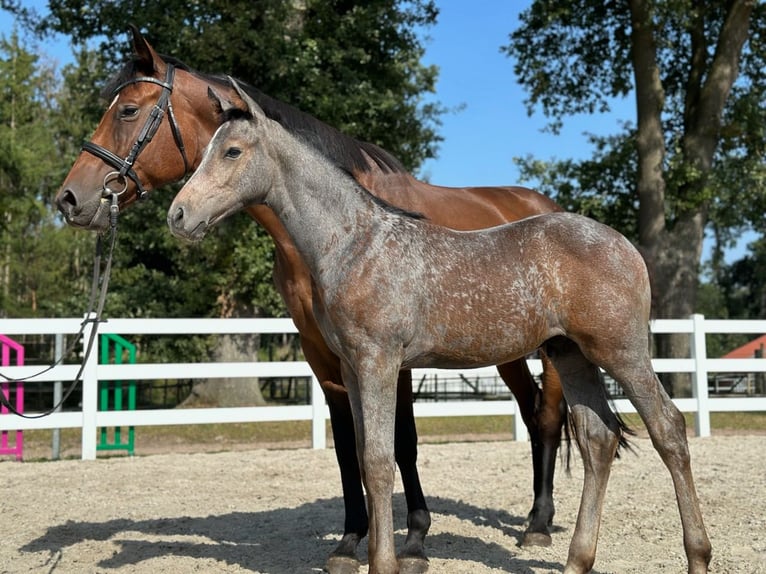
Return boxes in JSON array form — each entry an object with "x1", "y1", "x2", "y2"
[
  {"x1": 331, "y1": 532, "x2": 363, "y2": 560},
  {"x1": 399, "y1": 509, "x2": 430, "y2": 564},
  {"x1": 324, "y1": 554, "x2": 361, "y2": 574},
  {"x1": 406, "y1": 508, "x2": 431, "y2": 537},
  {"x1": 687, "y1": 538, "x2": 712, "y2": 574}
]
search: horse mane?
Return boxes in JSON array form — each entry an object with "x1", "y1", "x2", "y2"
[
  {"x1": 105, "y1": 54, "x2": 422, "y2": 220},
  {"x1": 104, "y1": 55, "x2": 408, "y2": 178},
  {"x1": 217, "y1": 105, "x2": 424, "y2": 221}
]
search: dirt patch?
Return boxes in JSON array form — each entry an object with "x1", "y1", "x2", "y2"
[{"x1": 0, "y1": 435, "x2": 763, "y2": 573}]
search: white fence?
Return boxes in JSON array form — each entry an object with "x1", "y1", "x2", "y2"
[{"x1": 1, "y1": 314, "x2": 765, "y2": 460}]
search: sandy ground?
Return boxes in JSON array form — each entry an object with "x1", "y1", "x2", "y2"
[{"x1": 0, "y1": 435, "x2": 764, "y2": 574}]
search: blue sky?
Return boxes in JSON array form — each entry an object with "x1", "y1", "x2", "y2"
[{"x1": 419, "y1": 1, "x2": 632, "y2": 187}]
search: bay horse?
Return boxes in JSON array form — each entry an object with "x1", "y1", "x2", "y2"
[
  {"x1": 56, "y1": 26, "x2": 568, "y2": 571},
  {"x1": 168, "y1": 81, "x2": 711, "y2": 574}
]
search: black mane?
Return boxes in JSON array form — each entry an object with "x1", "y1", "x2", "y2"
[
  {"x1": 105, "y1": 55, "x2": 407, "y2": 177},
  {"x1": 106, "y1": 54, "x2": 422, "y2": 220}
]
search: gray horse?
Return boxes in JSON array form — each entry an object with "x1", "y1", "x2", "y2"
[{"x1": 167, "y1": 80, "x2": 711, "y2": 574}]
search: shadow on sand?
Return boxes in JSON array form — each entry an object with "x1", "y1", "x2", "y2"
[{"x1": 21, "y1": 494, "x2": 580, "y2": 573}]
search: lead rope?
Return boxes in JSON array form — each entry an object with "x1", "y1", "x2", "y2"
[{"x1": 0, "y1": 194, "x2": 120, "y2": 418}]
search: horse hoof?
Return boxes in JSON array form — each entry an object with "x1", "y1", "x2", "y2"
[
  {"x1": 521, "y1": 531, "x2": 552, "y2": 547},
  {"x1": 324, "y1": 555, "x2": 361, "y2": 574},
  {"x1": 398, "y1": 556, "x2": 429, "y2": 574}
]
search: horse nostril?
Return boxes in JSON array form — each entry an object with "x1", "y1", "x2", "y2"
[
  {"x1": 57, "y1": 189, "x2": 79, "y2": 215},
  {"x1": 171, "y1": 205, "x2": 185, "y2": 226}
]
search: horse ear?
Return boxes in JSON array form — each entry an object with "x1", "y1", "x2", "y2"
[
  {"x1": 128, "y1": 24, "x2": 160, "y2": 73},
  {"x1": 227, "y1": 77, "x2": 266, "y2": 121},
  {"x1": 207, "y1": 86, "x2": 237, "y2": 117}
]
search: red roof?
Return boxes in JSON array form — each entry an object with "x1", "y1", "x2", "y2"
[{"x1": 722, "y1": 334, "x2": 766, "y2": 358}]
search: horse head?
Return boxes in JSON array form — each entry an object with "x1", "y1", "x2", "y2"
[
  {"x1": 56, "y1": 26, "x2": 200, "y2": 231},
  {"x1": 168, "y1": 79, "x2": 274, "y2": 242}
]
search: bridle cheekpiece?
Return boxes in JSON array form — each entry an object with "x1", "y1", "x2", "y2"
[{"x1": 81, "y1": 63, "x2": 189, "y2": 203}]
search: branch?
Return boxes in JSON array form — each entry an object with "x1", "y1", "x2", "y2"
[{"x1": 686, "y1": 0, "x2": 755, "y2": 168}]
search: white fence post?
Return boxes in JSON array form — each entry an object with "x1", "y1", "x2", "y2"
[
  {"x1": 52, "y1": 333, "x2": 64, "y2": 460},
  {"x1": 691, "y1": 314, "x2": 711, "y2": 437},
  {"x1": 513, "y1": 400, "x2": 528, "y2": 441},
  {"x1": 80, "y1": 314, "x2": 99, "y2": 460},
  {"x1": 310, "y1": 375, "x2": 326, "y2": 449}
]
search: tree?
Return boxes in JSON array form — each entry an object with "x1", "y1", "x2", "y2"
[
  {"x1": 11, "y1": 1, "x2": 444, "y2": 405},
  {"x1": 31, "y1": 1, "x2": 442, "y2": 317},
  {"x1": 505, "y1": 1, "x2": 763, "y2": 394},
  {"x1": 0, "y1": 31, "x2": 80, "y2": 317},
  {"x1": 39, "y1": 0, "x2": 442, "y2": 172}
]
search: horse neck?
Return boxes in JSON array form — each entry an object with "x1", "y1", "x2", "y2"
[
  {"x1": 264, "y1": 128, "x2": 385, "y2": 271},
  {"x1": 181, "y1": 72, "x2": 225, "y2": 170}
]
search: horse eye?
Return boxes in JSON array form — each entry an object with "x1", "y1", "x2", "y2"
[
  {"x1": 225, "y1": 147, "x2": 242, "y2": 159},
  {"x1": 120, "y1": 106, "x2": 139, "y2": 119}
]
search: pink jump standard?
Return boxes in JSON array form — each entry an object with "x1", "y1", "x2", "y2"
[{"x1": 0, "y1": 334, "x2": 24, "y2": 461}]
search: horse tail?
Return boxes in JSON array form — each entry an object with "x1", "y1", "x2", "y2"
[
  {"x1": 564, "y1": 369, "x2": 636, "y2": 467},
  {"x1": 601, "y1": 368, "x2": 637, "y2": 457}
]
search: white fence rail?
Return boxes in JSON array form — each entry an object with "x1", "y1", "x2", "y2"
[{"x1": 1, "y1": 314, "x2": 765, "y2": 460}]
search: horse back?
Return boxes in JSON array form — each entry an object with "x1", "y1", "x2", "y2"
[{"x1": 354, "y1": 170, "x2": 562, "y2": 230}]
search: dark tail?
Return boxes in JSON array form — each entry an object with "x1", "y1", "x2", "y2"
[{"x1": 563, "y1": 369, "x2": 636, "y2": 467}]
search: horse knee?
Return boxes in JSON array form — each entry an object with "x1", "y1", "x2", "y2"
[{"x1": 362, "y1": 450, "x2": 396, "y2": 491}]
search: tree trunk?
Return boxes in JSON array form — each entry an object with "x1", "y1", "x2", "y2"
[
  {"x1": 651, "y1": 215, "x2": 706, "y2": 395},
  {"x1": 181, "y1": 333, "x2": 267, "y2": 407},
  {"x1": 629, "y1": 0, "x2": 753, "y2": 396}
]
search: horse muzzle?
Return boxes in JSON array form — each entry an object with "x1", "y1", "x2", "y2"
[
  {"x1": 56, "y1": 187, "x2": 111, "y2": 232},
  {"x1": 167, "y1": 204, "x2": 209, "y2": 242}
]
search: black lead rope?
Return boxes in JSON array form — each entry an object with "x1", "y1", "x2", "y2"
[
  {"x1": 1, "y1": 65, "x2": 187, "y2": 419},
  {"x1": 0, "y1": 199, "x2": 119, "y2": 419}
]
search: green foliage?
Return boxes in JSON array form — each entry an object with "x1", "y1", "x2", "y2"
[
  {"x1": 506, "y1": 1, "x2": 765, "y2": 320},
  {"x1": 0, "y1": 32, "x2": 93, "y2": 317},
  {"x1": 0, "y1": 32, "x2": 57, "y2": 205},
  {"x1": 514, "y1": 127, "x2": 640, "y2": 239},
  {"x1": 713, "y1": 237, "x2": 766, "y2": 320},
  {"x1": 504, "y1": 0, "x2": 633, "y2": 133},
  {"x1": 105, "y1": 191, "x2": 284, "y2": 319},
  {"x1": 5, "y1": 0, "x2": 444, "y2": 324}
]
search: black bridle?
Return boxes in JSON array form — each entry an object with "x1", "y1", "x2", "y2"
[
  {"x1": 0, "y1": 66, "x2": 190, "y2": 418},
  {"x1": 81, "y1": 63, "x2": 190, "y2": 202}
]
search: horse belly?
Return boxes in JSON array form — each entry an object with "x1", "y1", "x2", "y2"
[{"x1": 403, "y1": 289, "x2": 552, "y2": 370}]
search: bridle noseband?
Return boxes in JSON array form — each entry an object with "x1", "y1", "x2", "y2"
[{"x1": 81, "y1": 63, "x2": 190, "y2": 201}]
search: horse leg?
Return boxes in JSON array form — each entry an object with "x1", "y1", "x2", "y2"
[
  {"x1": 394, "y1": 370, "x2": 430, "y2": 573},
  {"x1": 297, "y1": 342, "x2": 367, "y2": 574},
  {"x1": 545, "y1": 337, "x2": 622, "y2": 574},
  {"x1": 600, "y1": 355, "x2": 712, "y2": 573},
  {"x1": 323, "y1": 383, "x2": 369, "y2": 574},
  {"x1": 497, "y1": 355, "x2": 565, "y2": 546},
  {"x1": 342, "y1": 357, "x2": 400, "y2": 574}
]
